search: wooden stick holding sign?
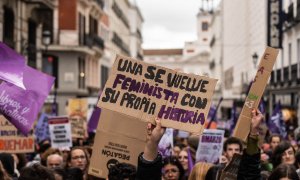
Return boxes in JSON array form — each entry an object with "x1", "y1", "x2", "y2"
[{"x1": 233, "y1": 47, "x2": 279, "y2": 142}]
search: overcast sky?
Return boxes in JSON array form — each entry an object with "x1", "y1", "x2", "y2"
[{"x1": 133, "y1": 0, "x2": 202, "y2": 49}]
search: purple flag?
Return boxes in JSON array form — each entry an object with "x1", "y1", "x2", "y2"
[
  {"x1": 0, "y1": 66, "x2": 55, "y2": 135},
  {"x1": 34, "y1": 113, "x2": 50, "y2": 143},
  {"x1": 207, "y1": 97, "x2": 223, "y2": 129},
  {"x1": 88, "y1": 106, "x2": 101, "y2": 133},
  {"x1": 0, "y1": 42, "x2": 25, "y2": 89},
  {"x1": 229, "y1": 103, "x2": 237, "y2": 135},
  {"x1": 187, "y1": 147, "x2": 194, "y2": 173},
  {"x1": 258, "y1": 99, "x2": 266, "y2": 114},
  {"x1": 268, "y1": 102, "x2": 287, "y2": 138}
]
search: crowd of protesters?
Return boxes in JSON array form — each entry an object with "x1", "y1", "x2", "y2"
[{"x1": 0, "y1": 108, "x2": 300, "y2": 180}]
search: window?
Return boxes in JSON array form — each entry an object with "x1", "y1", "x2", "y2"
[
  {"x1": 202, "y1": 22, "x2": 208, "y2": 31},
  {"x1": 288, "y1": 43, "x2": 292, "y2": 79},
  {"x1": 101, "y1": 65, "x2": 109, "y2": 88},
  {"x1": 78, "y1": 13, "x2": 85, "y2": 45},
  {"x1": 27, "y1": 20, "x2": 37, "y2": 68},
  {"x1": 42, "y1": 55, "x2": 59, "y2": 88},
  {"x1": 297, "y1": 39, "x2": 300, "y2": 79},
  {"x1": 3, "y1": 6, "x2": 14, "y2": 49},
  {"x1": 78, "y1": 57, "x2": 85, "y2": 89}
]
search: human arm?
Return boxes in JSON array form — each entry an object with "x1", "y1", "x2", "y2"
[{"x1": 136, "y1": 118, "x2": 165, "y2": 180}]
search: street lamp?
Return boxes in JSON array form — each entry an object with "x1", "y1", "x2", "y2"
[
  {"x1": 252, "y1": 52, "x2": 258, "y2": 68},
  {"x1": 42, "y1": 30, "x2": 51, "y2": 52}
]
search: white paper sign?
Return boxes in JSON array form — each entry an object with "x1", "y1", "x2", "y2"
[
  {"x1": 49, "y1": 116, "x2": 72, "y2": 148},
  {"x1": 196, "y1": 129, "x2": 224, "y2": 164},
  {"x1": 158, "y1": 128, "x2": 173, "y2": 157}
]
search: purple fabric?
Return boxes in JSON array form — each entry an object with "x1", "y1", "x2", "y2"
[
  {"x1": 207, "y1": 97, "x2": 223, "y2": 129},
  {"x1": 0, "y1": 42, "x2": 26, "y2": 89},
  {"x1": 229, "y1": 103, "x2": 238, "y2": 135},
  {"x1": 268, "y1": 102, "x2": 287, "y2": 138},
  {"x1": 258, "y1": 99, "x2": 266, "y2": 114},
  {"x1": 34, "y1": 113, "x2": 50, "y2": 143},
  {"x1": 88, "y1": 106, "x2": 101, "y2": 133},
  {"x1": 187, "y1": 147, "x2": 194, "y2": 173},
  {"x1": 0, "y1": 66, "x2": 55, "y2": 135}
]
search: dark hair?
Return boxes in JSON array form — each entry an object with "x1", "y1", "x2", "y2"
[
  {"x1": 162, "y1": 156, "x2": 185, "y2": 180},
  {"x1": 19, "y1": 163, "x2": 55, "y2": 180},
  {"x1": 223, "y1": 137, "x2": 243, "y2": 152},
  {"x1": 268, "y1": 134, "x2": 282, "y2": 143},
  {"x1": 65, "y1": 167, "x2": 83, "y2": 180},
  {"x1": 271, "y1": 141, "x2": 295, "y2": 168},
  {"x1": 268, "y1": 164, "x2": 299, "y2": 180},
  {"x1": 295, "y1": 151, "x2": 300, "y2": 168},
  {"x1": 53, "y1": 167, "x2": 66, "y2": 179},
  {"x1": 14, "y1": 153, "x2": 27, "y2": 171},
  {"x1": 108, "y1": 162, "x2": 136, "y2": 180}
]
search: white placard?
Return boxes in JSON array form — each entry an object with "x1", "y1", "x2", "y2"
[
  {"x1": 49, "y1": 116, "x2": 72, "y2": 148},
  {"x1": 196, "y1": 129, "x2": 224, "y2": 164}
]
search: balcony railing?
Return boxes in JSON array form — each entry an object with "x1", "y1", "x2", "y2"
[{"x1": 84, "y1": 34, "x2": 104, "y2": 50}]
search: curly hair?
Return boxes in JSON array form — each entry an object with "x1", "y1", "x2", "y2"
[
  {"x1": 268, "y1": 164, "x2": 299, "y2": 180},
  {"x1": 108, "y1": 163, "x2": 136, "y2": 180}
]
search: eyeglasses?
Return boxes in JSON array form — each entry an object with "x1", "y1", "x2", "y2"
[{"x1": 72, "y1": 155, "x2": 86, "y2": 160}]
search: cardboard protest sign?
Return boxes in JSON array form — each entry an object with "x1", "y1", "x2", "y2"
[
  {"x1": 67, "y1": 98, "x2": 88, "y2": 138},
  {"x1": 196, "y1": 129, "x2": 224, "y2": 164},
  {"x1": 98, "y1": 54, "x2": 218, "y2": 133},
  {"x1": 219, "y1": 153, "x2": 242, "y2": 180},
  {"x1": 48, "y1": 116, "x2": 72, "y2": 148},
  {"x1": 233, "y1": 47, "x2": 279, "y2": 141},
  {"x1": 88, "y1": 109, "x2": 146, "y2": 178},
  {"x1": 0, "y1": 115, "x2": 34, "y2": 153},
  {"x1": 34, "y1": 113, "x2": 50, "y2": 143}
]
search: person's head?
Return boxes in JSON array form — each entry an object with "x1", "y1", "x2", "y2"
[
  {"x1": 12, "y1": 153, "x2": 27, "y2": 171},
  {"x1": 0, "y1": 161, "x2": 12, "y2": 180},
  {"x1": 0, "y1": 153, "x2": 15, "y2": 177},
  {"x1": 269, "y1": 134, "x2": 282, "y2": 151},
  {"x1": 47, "y1": 154, "x2": 63, "y2": 169},
  {"x1": 223, "y1": 137, "x2": 243, "y2": 161},
  {"x1": 178, "y1": 149, "x2": 189, "y2": 171},
  {"x1": 108, "y1": 162, "x2": 136, "y2": 180},
  {"x1": 188, "y1": 162, "x2": 212, "y2": 180},
  {"x1": 67, "y1": 147, "x2": 89, "y2": 171},
  {"x1": 162, "y1": 156, "x2": 185, "y2": 180},
  {"x1": 268, "y1": 164, "x2": 299, "y2": 180},
  {"x1": 272, "y1": 141, "x2": 296, "y2": 168},
  {"x1": 65, "y1": 167, "x2": 83, "y2": 180},
  {"x1": 172, "y1": 145, "x2": 181, "y2": 158},
  {"x1": 53, "y1": 167, "x2": 66, "y2": 180},
  {"x1": 19, "y1": 163, "x2": 55, "y2": 180}
]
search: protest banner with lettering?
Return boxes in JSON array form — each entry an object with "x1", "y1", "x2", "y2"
[
  {"x1": 67, "y1": 98, "x2": 88, "y2": 138},
  {"x1": 48, "y1": 116, "x2": 72, "y2": 148},
  {"x1": 98, "y1": 55, "x2": 218, "y2": 133},
  {"x1": 220, "y1": 153, "x2": 242, "y2": 180},
  {"x1": 196, "y1": 129, "x2": 224, "y2": 164},
  {"x1": 34, "y1": 113, "x2": 50, "y2": 143},
  {"x1": 0, "y1": 116, "x2": 34, "y2": 153},
  {"x1": 89, "y1": 109, "x2": 146, "y2": 178},
  {"x1": 233, "y1": 47, "x2": 279, "y2": 142}
]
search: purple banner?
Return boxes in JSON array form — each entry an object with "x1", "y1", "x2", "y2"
[
  {"x1": 35, "y1": 113, "x2": 50, "y2": 143},
  {"x1": 0, "y1": 66, "x2": 55, "y2": 135},
  {"x1": 0, "y1": 42, "x2": 25, "y2": 89},
  {"x1": 88, "y1": 106, "x2": 101, "y2": 133}
]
